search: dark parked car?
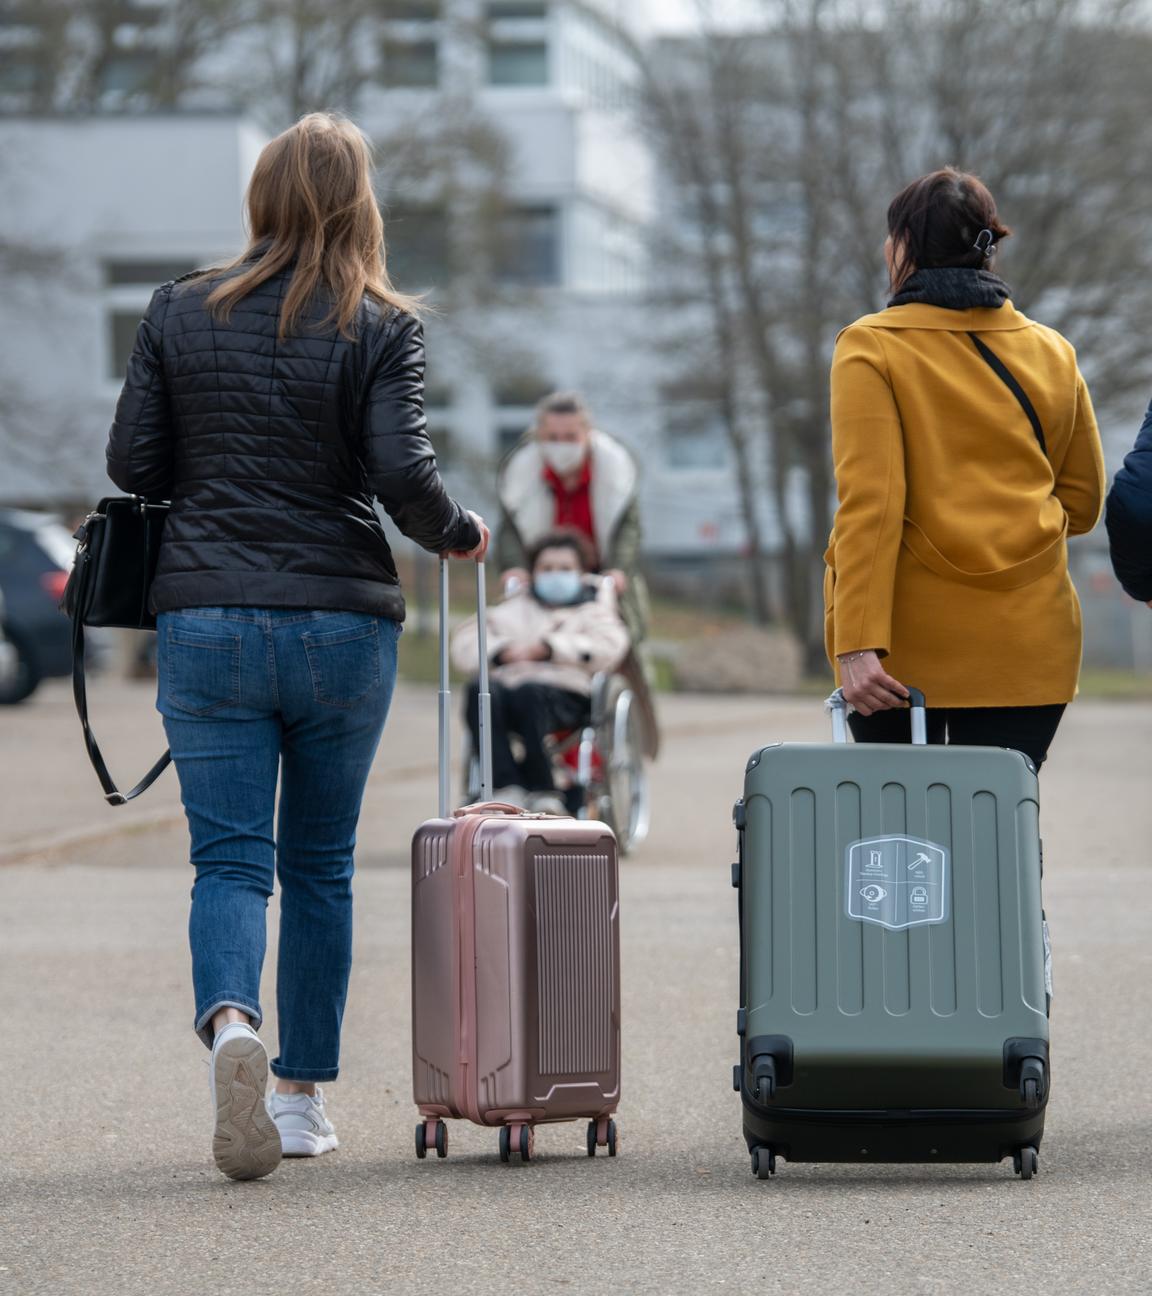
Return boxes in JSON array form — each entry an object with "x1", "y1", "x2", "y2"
[{"x1": 0, "y1": 509, "x2": 77, "y2": 704}]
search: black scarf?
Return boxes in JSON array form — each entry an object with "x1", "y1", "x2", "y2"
[{"x1": 888, "y1": 267, "x2": 1012, "y2": 311}]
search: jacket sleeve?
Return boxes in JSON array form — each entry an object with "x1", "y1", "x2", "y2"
[
  {"x1": 606, "y1": 494, "x2": 642, "y2": 574},
  {"x1": 1106, "y1": 399, "x2": 1152, "y2": 601},
  {"x1": 105, "y1": 284, "x2": 175, "y2": 499},
  {"x1": 545, "y1": 583, "x2": 631, "y2": 674},
  {"x1": 1054, "y1": 371, "x2": 1106, "y2": 538},
  {"x1": 363, "y1": 312, "x2": 480, "y2": 554},
  {"x1": 827, "y1": 326, "x2": 907, "y2": 658},
  {"x1": 495, "y1": 502, "x2": 529, "y2": 573}
]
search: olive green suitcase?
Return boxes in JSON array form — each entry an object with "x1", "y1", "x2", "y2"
[{"x1": 732, "y1": 689, "x2": 1050, "y2": 1181}]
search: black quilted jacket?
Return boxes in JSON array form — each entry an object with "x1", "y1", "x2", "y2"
[{"x1": 105, "y1": 262, "x2": 478, "y2": 620}]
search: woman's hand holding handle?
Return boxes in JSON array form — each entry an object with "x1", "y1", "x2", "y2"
[
  {"x1": 838, "y1": 649, "x2": 910, "y2": 716},
  {"x1": 446, "y1": 510, "x2": 490, "y2": 561}
]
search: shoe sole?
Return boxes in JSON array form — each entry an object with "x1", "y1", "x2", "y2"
[
  {"x1": 279, "y1": 1128, "x2": 340, "y2": 1157},
  {"x1": 212, "y1": 1035, "x2": 282, "y2": 1181}
]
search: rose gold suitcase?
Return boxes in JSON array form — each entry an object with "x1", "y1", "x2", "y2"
[{"x1": 411, "y1": 560, "x2": 621, "y2": 1163}]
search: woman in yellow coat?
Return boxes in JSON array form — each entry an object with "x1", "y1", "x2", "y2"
[{"x1": 825, "y1": 168, "x2": 1105, "y2": 768}]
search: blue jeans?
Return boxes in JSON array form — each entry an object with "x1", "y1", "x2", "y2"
[{"x1": 157, "y1": 607, "x2": 399, "y2": 1081}]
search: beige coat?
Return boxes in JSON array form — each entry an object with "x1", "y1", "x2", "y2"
[{"x1": 451, "y1": 579, "x2": 630, "y2": 696}]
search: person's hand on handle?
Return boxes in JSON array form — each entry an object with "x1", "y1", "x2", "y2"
[
  {"x1": 838, "y1": 649, "x2": 909, "y2": 716},
  {"x1": 445, "y1": 511, "x2": 490, "y2": 561}
]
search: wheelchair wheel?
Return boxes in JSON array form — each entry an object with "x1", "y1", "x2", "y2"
[{"x1": 598, "y1": 679, "x2": 651, "y2": 855}]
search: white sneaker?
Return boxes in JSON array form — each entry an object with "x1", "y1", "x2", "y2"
[
  {"x1": 209, "y1": 1022, "x2": 282, "y2": 1181},
  {"x1": 266, "y1": 1087, "x2": 339, "y2": 1157}
]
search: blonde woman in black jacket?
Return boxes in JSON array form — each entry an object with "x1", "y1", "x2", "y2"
[{"x1": 107, "y1": 112, "x2": 487, "y2": 1181}]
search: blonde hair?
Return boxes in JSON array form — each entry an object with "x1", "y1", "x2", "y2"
[{"x1": 206, "y1": 112, "x2": 421, "y2": 339}]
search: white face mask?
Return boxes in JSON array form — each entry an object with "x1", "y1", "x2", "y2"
[
  {"x1": 533, "y1": 570, "x2": 584, "y2": 606},
  {"x1": 539, "y1": 440, "x2": 587, "y2": 475}
]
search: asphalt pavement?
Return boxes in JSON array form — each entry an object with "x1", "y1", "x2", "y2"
[{"x1": 1, "y1": 681, "x2": 1150, "y2": 1294}]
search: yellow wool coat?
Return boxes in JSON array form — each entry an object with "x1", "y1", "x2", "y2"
[{"x1": 824, "y1": 301, "x2": 1106, "y2": 708}]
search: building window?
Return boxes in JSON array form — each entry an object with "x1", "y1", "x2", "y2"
[
  {"x1": 99, "y1": 50, "x2": 157, "y2": 96},
  {"x1": 485, "y1": 1, "x2": 548, "y2": 86},
  {"x1": 383, "y1": 204, "x2": 449, "y2": 288},
  {"x1": 109, "y1": 311, "x2": 142, "y2": 380},
  {"x1": 425, "y1": 383, "x2": 452, "y2": 411},
  {"x1": 496, "y1": 205, "x2": 559, "y2": 286},
  {"x1": 427, "y1": 426, "x2": 453, "y2": 469},
  {"x1": 493, "y1": 373, "x2": 553, "y2": 408},
  {"x1": 382, "y1": 38, "x2": 438, "y2": 87},
  {"x1": 488, "y1": 40, "x2": 548, "y2": 86},
  {"x1": 388, "y1": 0, "x2": 440, "y2": 15},
  {"x1": 662, "y1": 383, "x2": 731, "y2": 471},
  {"x1": 121, "y1": 0, "x2": 167, "y2": 24},
  {"x1": 0, "y1": 54, "x2": 38, "y2": 94},
  {"x1": 104, "y1": 259, "x2": 198, "y2": 286},
  {"x1": 497, "y1": 426, "x2": 526, "y2": 458},
  {"x1": 487, "y1": 1, "x2": 547, "y2": 15}
]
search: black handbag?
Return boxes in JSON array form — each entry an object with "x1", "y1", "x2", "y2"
[{"x1": 61, "y1": 495, "x2": 172, "y2": 804}]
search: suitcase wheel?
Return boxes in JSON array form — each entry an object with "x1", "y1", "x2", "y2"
[
  {"x1": 587, "y1": 1118, "x2": 618, "y2": 1158},
  {"x1": 1013, "y1": 1146, "x2": 1039, "y2": 1181},
  {"x1": 500, "y1": 1122, "x2": 535, "y2": 1163},
  {"x1": 415, "y1": 1120, "x2": 447, "y2": 1161},
  {"x1": 751, "y1": 1146, "x2": 776, "y2": 1179}
]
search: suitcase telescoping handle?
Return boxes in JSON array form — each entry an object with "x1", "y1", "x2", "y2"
[
  {"x1": 439, "y1": 557, "x2": 493, "y2": 817},
  {"x1": 827, "y1": 686, "x2": 928, "y2": 745}
]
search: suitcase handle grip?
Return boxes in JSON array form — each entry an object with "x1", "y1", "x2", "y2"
[
  {"x1": 452, "y1": 801, "x2": 524, "y2": 819},
  {"x1": 827, "y1": 686, "x2": 928, "y2": 745}
]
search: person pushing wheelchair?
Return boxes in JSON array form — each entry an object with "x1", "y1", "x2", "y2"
[{"x1": 451, "y1": 530, "x2": 630, "y2": 814}]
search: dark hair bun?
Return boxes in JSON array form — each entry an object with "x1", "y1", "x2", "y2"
[{"x1": 887, "y1": 168, "x2": 1011, "y2": 285}]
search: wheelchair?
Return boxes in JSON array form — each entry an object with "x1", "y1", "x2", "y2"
[{"x1": 463, "y1": 663, "x2": 654, "y2": 856}]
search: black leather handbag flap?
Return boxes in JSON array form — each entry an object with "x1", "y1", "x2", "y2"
[{"x1": 64, "y1": 496, "x2": 168, "y2": 630}]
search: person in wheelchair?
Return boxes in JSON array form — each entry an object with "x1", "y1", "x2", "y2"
[{"x1": 451, "y1": 530, "x2": 630, "y2": 815}]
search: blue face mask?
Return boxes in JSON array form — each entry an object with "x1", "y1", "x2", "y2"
[{"x1": 533, "y1": 570, "x2": 583, "y2": 606}]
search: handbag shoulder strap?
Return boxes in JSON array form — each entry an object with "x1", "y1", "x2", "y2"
[
  {"x1": 968, "y1": 332, "x2": 1048, "y2": 458},
  {"x1": 69, "y1": 550, "x2": 171, "y2": 805}
]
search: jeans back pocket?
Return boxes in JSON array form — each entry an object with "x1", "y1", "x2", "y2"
[
  {"x1": 164, "y1": 624, "x2": 242, "y2": 716},
  {"x1": 302, "y1": 619, "x2": 381, "y2": 708}
]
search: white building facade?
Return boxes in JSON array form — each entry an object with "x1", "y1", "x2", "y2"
[
  {"x1": 0, "y1": 0, "x2": 755, "y2": 575},
  {"x1": 0, "y1": 114, "x2": 264, "y2": 505}
]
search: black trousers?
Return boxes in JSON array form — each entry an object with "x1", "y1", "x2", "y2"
[
  {"x1": 848, "y1": 704, "x2": 1067, "y2": 771},
  {"x1": 466, "y1": 680, "x2": 589, "y2": 792}
]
